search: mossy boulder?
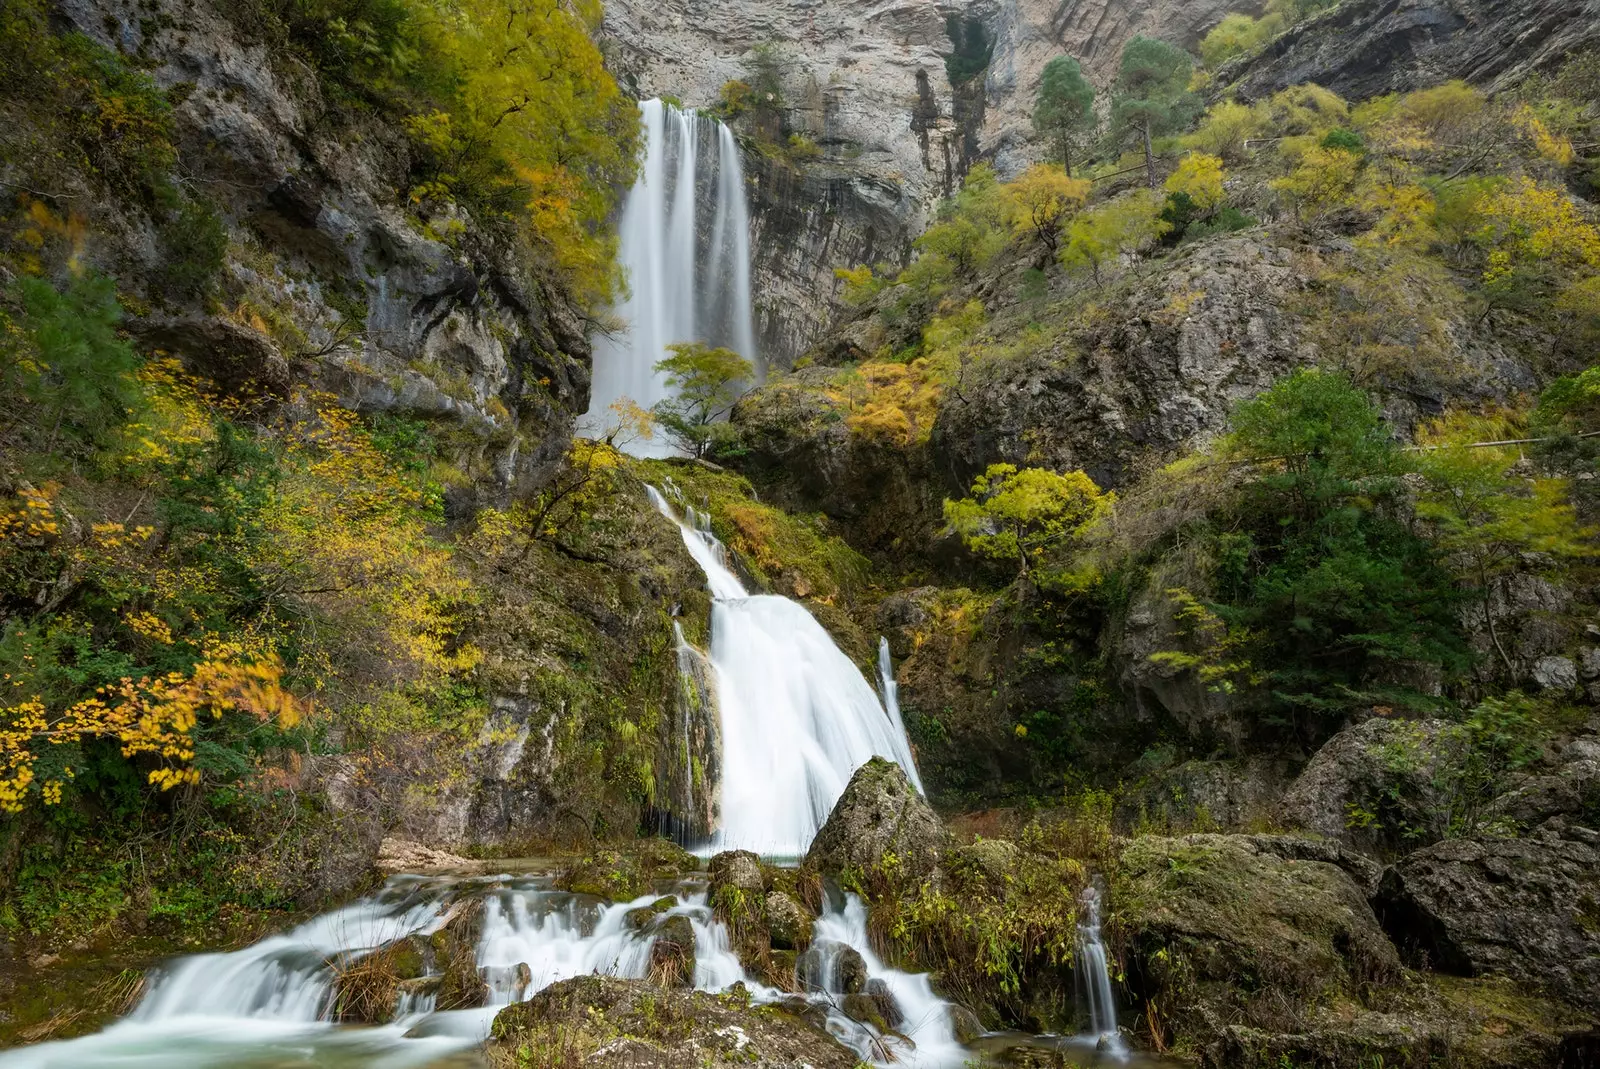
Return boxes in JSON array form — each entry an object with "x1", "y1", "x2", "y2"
[
  {"x1": 558, "y1": 839, "x2": 696, "y2": 900},
  {"x1": 328, "y1": 937, "x2": 427, "y2": 1023},
  {"x1": 487, "y1": 975, "x2": 858, "y2": 1069},
  {"x1": 764, "y1": 891, "x2": 813, "y2": 951},
  {"x1": 625, "y1": 896, "x2": 680, "y2": 932},
  {"x1": 805, "y1": 757, "x2": 944, "y2": 883},
  {"x1": 1113, "y1": 833, "x2": 1401, "y2": 1046},
  {"x1": 1374, "y1": 832, "x2": 1600, "y2": 1008}
]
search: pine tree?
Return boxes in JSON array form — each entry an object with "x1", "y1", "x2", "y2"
[
  {"x1": 1111, "y1": 37, "x2": 1198, "y2": 189},
  {"x1": 1033, "y1": 56, "x2": 1097, "y2": 176}
]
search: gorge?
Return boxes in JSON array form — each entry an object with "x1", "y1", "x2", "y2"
[{"x1": 3, "y1": 0, "x2": 1600, "y2": 1065}]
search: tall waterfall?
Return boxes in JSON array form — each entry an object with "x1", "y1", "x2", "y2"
[
  {"x1": 648, "y1": 486, "x2": 924, "y2": 857},
  {"x1": 583, "y1": 100, "x2": 757, "y2": 448}
]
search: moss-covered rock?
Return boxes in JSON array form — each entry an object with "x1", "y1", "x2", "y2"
[
  {"x1": 430, "y1": 898, "x2": 489, "y2": 1010},
  {"x1": 648, "y1": 914, "x2": 697, "y2": 989},
  {"x1": 487, "y1": 975, "x2": 857, "y2": 1069},
  {"x1": 557, "y1": 839, "x2": 696, "y2": 900},
  {"x1": 764, "y1": 891, "x2": 813, "y2": 951},
  {"x1": 1113, "y1": 834, "x2": 1400, "y2": 1049},
  {"x1": 805, "y1": 757, "x2": 945, "y2": 883}
]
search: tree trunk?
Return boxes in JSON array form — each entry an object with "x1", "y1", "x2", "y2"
[
  {"x1": 1063, "y1": 141, "x2": 1073, "y2": 178},
  {"x1": 1142, "y1": 119, "x2": 1157, "y2": 189}
]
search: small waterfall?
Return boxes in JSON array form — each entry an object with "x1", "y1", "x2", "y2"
[
  {"x1": 648, "y1": 487, "x2": 924, "y2": 857},
  {"x1": 1077, "y1": 882, "x2": 1125, "y2": 1055},
  {"x1": 584, "y1": 99, "x2": 758, "y2": 449}
]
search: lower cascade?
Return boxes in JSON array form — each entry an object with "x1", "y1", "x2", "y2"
[
  {"x1": 0, "y1": 874, "x2": 964, "y2": 1069},
  {"x1": 648, "y1": 483, "x2": 925, "y2": 856}
]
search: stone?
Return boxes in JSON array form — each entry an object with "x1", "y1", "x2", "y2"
[
  {"x1": 1281, "y1": 717, "x2": 1464, "y2": 853},
  {"x1": 431, "y1": 898, "x2": 490, "y2": 1010},
  {"x1": 805, "y1": 758, "x2": 945, "y2": 882},
  {"x1": 649, "y1": 914, "x2": 698, "y2": 989},
  {"x1": 374, "y1": 838, "x2": 473, "y2": 875},
  {"x1": 708, "y1": 850, "x2": 766, "y2": 897},
  {"x1": 1225, "y1": 0, "x2": 1600, "y2": 103},
  {"x1": 1374, "y1": 834, "x2": 1600, "y2": 1007},
  {"x1": 489, "y1": 976, "x2": 858, "y2": 1068},
  {"x1": 764, "y1": 891, "x2": 813, "y2": 951},
  {"x1": 865, "y1": 977, "x2": 904, "y2": 1030},
  {"x1": 625, "y1": 896, "x2": 680, "y2": 932},
  {"x1": 1533, "y1": 655, "x2": 1579, "y2": 691},
  {"x1": 1113, "y1": 834, "x2": 1400, "y2": 1044},
  {"x1": 948, "y1": 1003, "x2": 985, "y2": 1044},
  {"x1": 798, "y1": 944, "x2": 868, "y2": 995}
]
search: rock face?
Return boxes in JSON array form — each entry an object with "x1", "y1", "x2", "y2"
[
  {"x1": 1225, "y1": 0, "x2": 1600, "y2": 102},
  {"x1": 805, "y1": 758, "x2": 945, "y2": 881},
  {"x1": 600, "y1": 0, "x2": 1258, "y2": 365},
  {"x1": 56, "y1": 0, "x2": 592, "y2": 495},
  {"x1": 1114, "y1": 834, "x2": 1401, "y2": 1039},
  {"x1": 488, "y1": 976, "x2": 858, "y2": 1069},
  {"x1": 1375, "y1": 833, "x2": 1600, "y2": 1007}
]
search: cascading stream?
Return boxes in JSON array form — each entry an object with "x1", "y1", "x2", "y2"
[
  {"x1": 1077, "y1": 882, "x2": 1126, "y2": 1056},
  {"x1": 647, "y1": 484, "x2": 924, "y2": 857},
  {"x1": 583, "y1": 99, "x2": 758, "y2": 451}
]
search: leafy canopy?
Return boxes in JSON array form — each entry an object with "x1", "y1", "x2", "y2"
[
  {"x1": 1033, "y1": 56, "x2": 1097, "y2": 174},
  {"x1": 651, "y1": 343, "x2": 753, "y2": 459},
  {"x1": 944, "y1": 463, "x2": 1112, "y2": 577}
]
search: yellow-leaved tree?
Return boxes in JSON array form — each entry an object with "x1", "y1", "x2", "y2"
[
  {"x1": 944, "y1": 463, "x2": 1112, "y2": 580},
  {"x1": 411, "y1": 0, "x2": 639, "y2": 306},
  {"x1": 1003, "y1": 164, "x2": 1091, "y2": 255}
]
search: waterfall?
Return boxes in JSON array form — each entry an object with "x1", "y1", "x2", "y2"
[
  {"x1": 1077, "y1": 882, "x2": 1125, "y2": 1055},
  {"x1": 583, "y1": 99, "x2": 758, "y2": 450},
  {"x1": 647, "y1": 486, "x2": 924, "y2": 857},
  {"x1": 5, "y1": 873, "x2": 967, "y2": 1069}
]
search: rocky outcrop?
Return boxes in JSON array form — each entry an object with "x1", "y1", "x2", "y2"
[
  {"x1": 805, "y1": 758, "x2": 945, "y2": 881},
  {"x1": 55, "y1": 0, "x2": 591, "y2": 497},
  {"x1": 1224, "y1": 0, "x2": 1600, "y2": 103},
  {"x1": 1281, "y1": 717, "x2": 1463, "y2": 854},
  {"x1": 1374, "y1": 833, "x2": 1600, "y2": 1007},
  {"x1": 488, "y1": 976, "x2": 858, "y2": 1069},
  {"x1": 1114, "y1": 834, "x2": 1401, "y2": 1040}
]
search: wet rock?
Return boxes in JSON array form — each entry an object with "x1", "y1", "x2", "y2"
[
  {"x1": 329, "y1": 938, "x2": 428, "y2": 1023},
  {"x1": 489, "y1": 975, "x2": 858, "y2": 1068},
  {"x1": 560, "y1": 841, "x2": 693, "y2": 900},
  {"x1": 431, "y1": 898, "x2": 489, "y2": 1010},
  {"x1": 765, "y1": 891, "x2": 813, "y2": 951},
  {"x1": 625, "y1": 896, "x2": 680, "y2": 932},
  {"x1": 865, "y1": 978, "x2": 904, "y2": 1030},
  {"x1": 649, "y1": 914, "x2": 697, "y2": 989},
  {"x1": 1374, "y1": 834, "x2": 1600, "y2": 1006},
  {"x1": 1114, "y1": 834, "x2": 1400, "y2": 1043},
  {"x1": 948, "y1": 1003, "x2": 985, "y2": 1044},
  {"x1": 840, "y1": 992, "x2": 888, "y2": 1031},
  {"x1": 805, "y1": 758, "x2": 944, "y2": 883},
  {"x1": 798, "y1": 944, "x2": 868, "y2": 996}
]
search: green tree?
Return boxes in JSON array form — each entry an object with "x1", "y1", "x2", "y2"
[
  {"x1": 651, "y1": 343, "x2": 753, "y2": 459},
  {"x1": 944, "y1": 463, "x2": 1111, "y2": 577},
  {"x1": 1111, "y1": 37, "x2": 1199, "y2": 189},
  {"x1": 1217, "y1": 371, "x2": 1468, "y2": 734},
  {"x1": 1059, "y1": 189, "x2": 1170, "y2": 285},
  {"x1": 1415, "y1": 411, "x2": 1593, "y2": 676},
  {"x1": 1033, "y1": 56, "x2": 1097, "y2": 176}
]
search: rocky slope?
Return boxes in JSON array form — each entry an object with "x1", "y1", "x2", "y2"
[{"x1": 1224, "y1": 0, "x2": 1600, "y2": 101}]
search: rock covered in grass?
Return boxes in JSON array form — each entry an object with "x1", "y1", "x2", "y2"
[
  {"x1": 764, "y1": 891, "x2": 812, "y2": 951},
  {"x1": 648, "y1": 913, "x2": 697, "y2": 989},
  {"x1": 1375, "y1": 832, "x2": 1600, "y2": 1007},
  {"x1": 805, "y1": 757, "x2": 944, "y2": 882},
  {"x1": 486, "y1": 975, "x2": 857, "y2": 1069},
  {"x1": 431, "y1": 898, "x2": 489, "y2": 1010},
  {"x1": 557, "y1": 839, "x2": 697, "y2": 900}
]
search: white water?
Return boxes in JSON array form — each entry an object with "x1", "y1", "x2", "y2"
[
  {"x1": 1077, "y1": 883, "x2": 1126, "y2": 1056},
  {"x1": 647, "y1": 484, "x2": 925, "y2": 857},
  {"x1": 2, "y1": 872, "x2": 969, "y2": 1069},
  {"x1": 583, "y1": 99, "x2": 758, "y2": 450}
]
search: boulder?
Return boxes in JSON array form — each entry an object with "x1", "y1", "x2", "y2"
[
  {"x1": 805, "y1": 758, "x2": 944, "y2": 882},
  {"x1": 431, "y1": 898, "x2": 489, "y2": 1010},
  {"x1": 865, "y1": 978, "x2": 904, "y2": 1030},
  {"x1": 1533, "y1": 655, "x2": 1579, "y2": 692},
  {"x1": 559, "y1": 840, "x2": 696, "y2": 900},
  {"x1": 798, "y1": 944, "x2": 868, "y2": 995},
  {"x1": 328, "y1": 937, "x2": 426, "y2": 1023},
  {"x1": 648, "y1": 914, "x2": 697, "y2": 989},
  {"x1": 1281, "y1": 718, "x2": 1462, "y2": 853},
  {"x1": 1114, "y1": 834, "x2": 1400, "y2": 1044},
  {"x1": 708, "y1": 851, "x2": 766, "y2": 897},
  {"x1": 625, "y1": 896, "x2": 680, "y2": 932},
  {"x1": 765, "y1": 891, "x2": 813, "y2": 951},
  {"x1": 1374, "y1": 834, "x2": 1600, "y2": 1007},
  {"x1": 488, "y1": 976, "x2": 858, "y2": 1069}
]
